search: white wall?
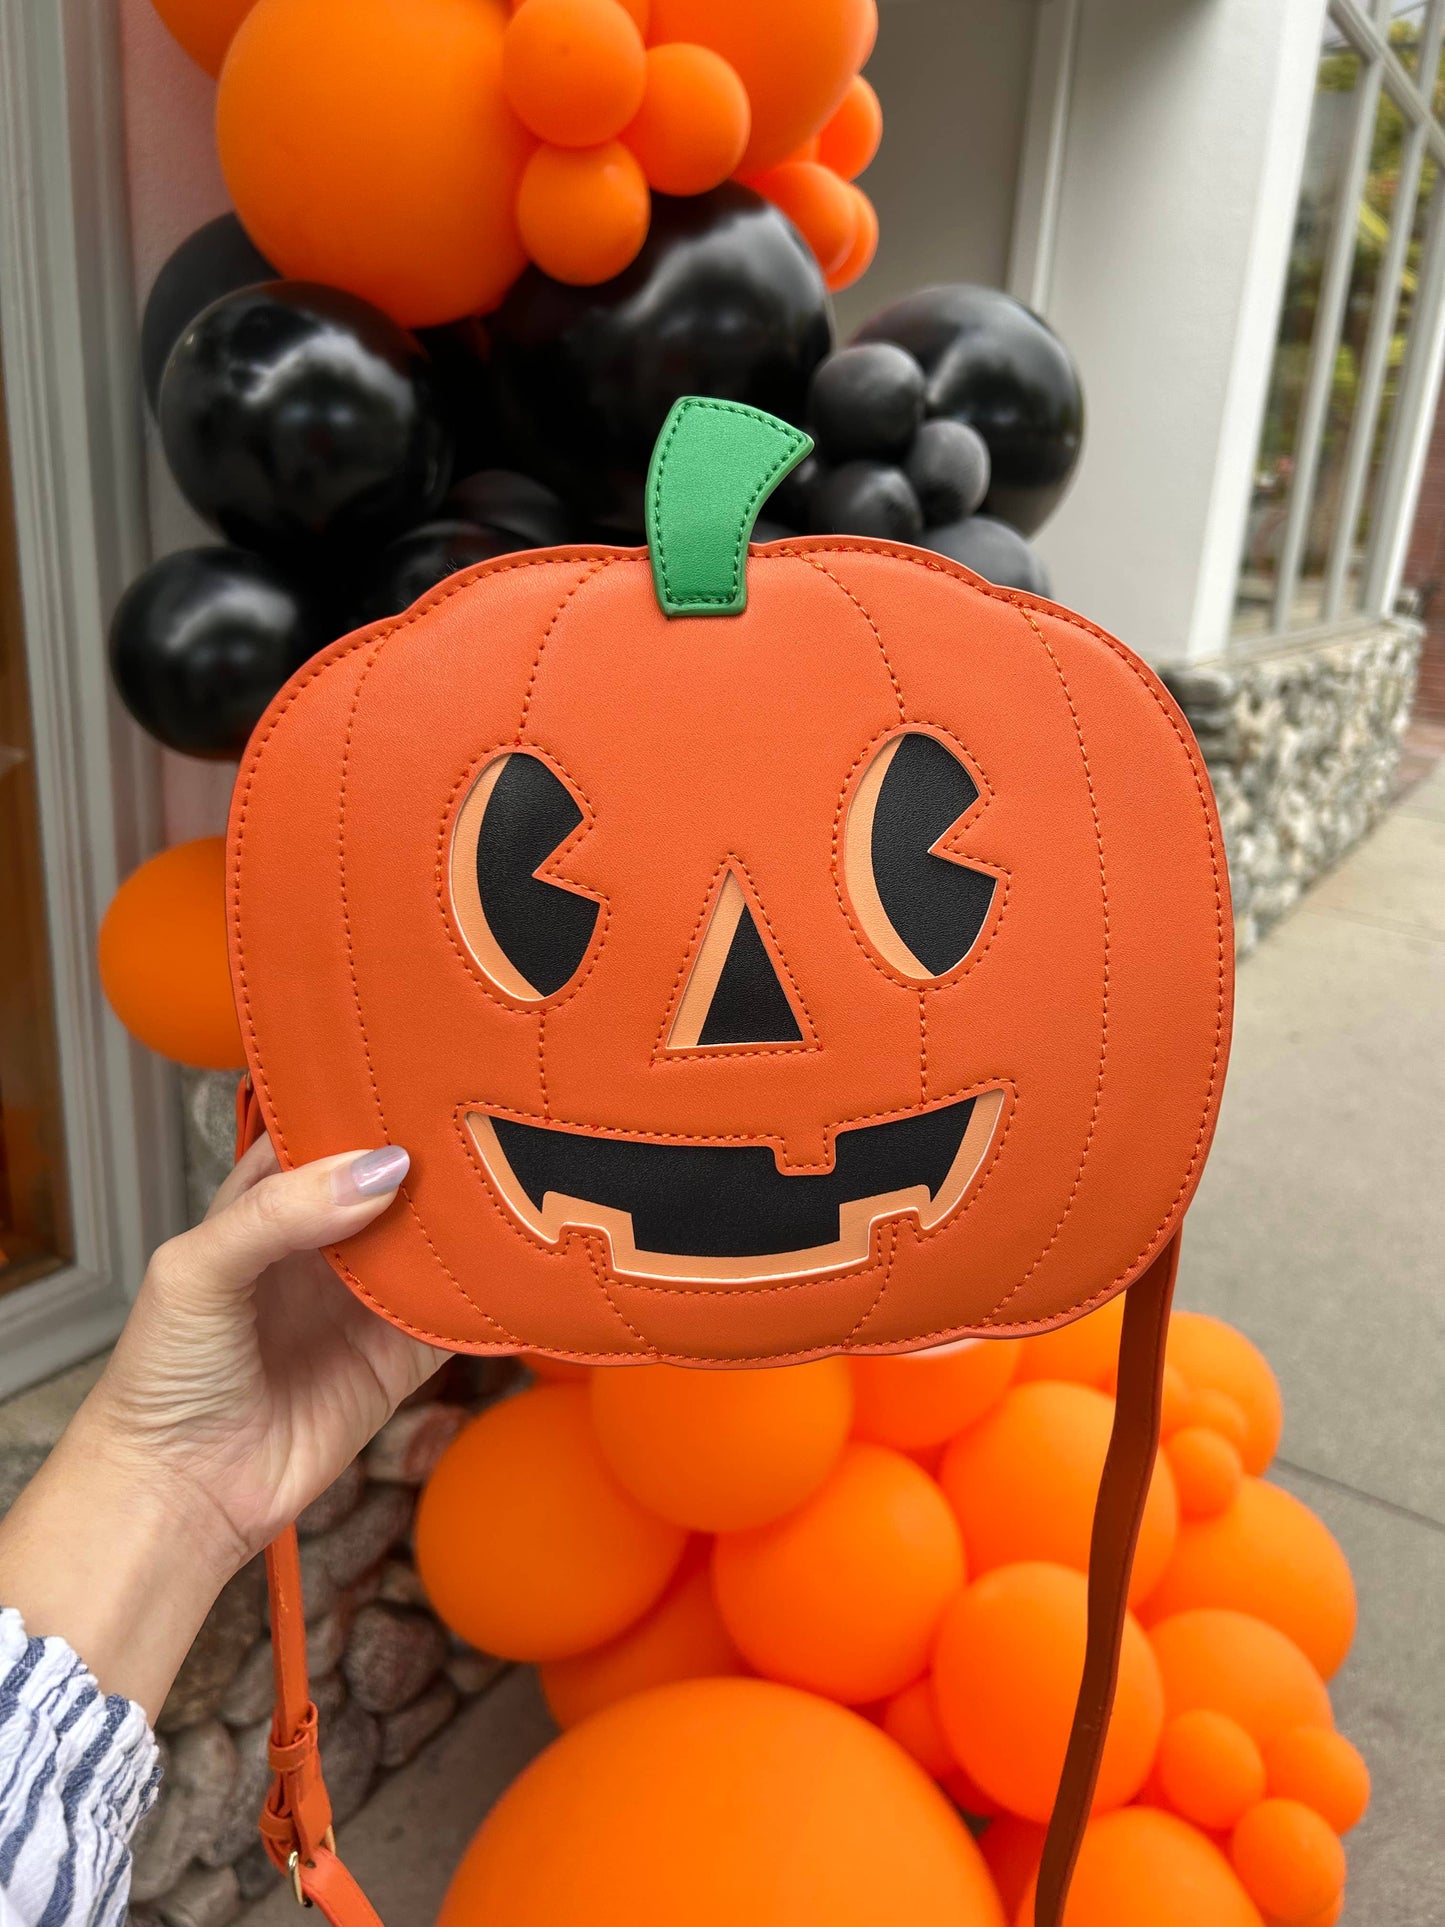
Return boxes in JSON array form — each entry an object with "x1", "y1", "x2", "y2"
[{"x1": 1033, "y1": 0, "x2": 1328, "y2": 661}]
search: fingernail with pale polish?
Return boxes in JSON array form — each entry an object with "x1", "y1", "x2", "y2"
[{"x1": 333, "y1": 1146, "x2": 410, "y2": 1204}]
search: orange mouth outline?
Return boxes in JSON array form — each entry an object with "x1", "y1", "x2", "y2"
[{"x1": 465, "y1": 1088, "x2": 1006, "y2": 1285}]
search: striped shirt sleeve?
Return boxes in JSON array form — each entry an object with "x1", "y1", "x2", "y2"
[{"x1": 0, "y1": 1609, "x2": 161, "y2": 1927}]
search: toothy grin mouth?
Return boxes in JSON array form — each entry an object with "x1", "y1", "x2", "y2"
[{"x1": 466, "y1": 1088, "x2": 1004, "y2": 1284}]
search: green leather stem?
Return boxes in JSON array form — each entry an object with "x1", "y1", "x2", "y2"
[{"x1": 645, "y1": 397, "x2": 813, "y2": 618}]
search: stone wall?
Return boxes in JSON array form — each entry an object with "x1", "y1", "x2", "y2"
[{"x1": 1165, "y1": 620, "x2": 1422, "y2": 954}]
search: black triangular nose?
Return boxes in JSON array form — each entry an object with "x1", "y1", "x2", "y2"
[{"x1": 668, "y1": 874, "x2": 803, "y2": 1050}]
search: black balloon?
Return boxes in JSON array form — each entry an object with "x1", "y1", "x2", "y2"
[
  {"x1": 109, "y1": 547, "x2": 317, "y2": 759},
  {"x1": 751, "y1": 515, "x2": 798, "y2": 544},
  {"x1": 346, "y1": 520, "x2": 516, "y2": 629},
  {"x1": 445, "y1": 469, "x2": 574, "y2": 550},
  {"x1": 906, "y1": 419, "x2": 991, "y2": 525},
  {"x1": 487, "y1": 185, "x2": 833, "y2": 532},
  {"x1": 925, "y1": 514, "x2": 1052, "y2": 596},
  {"x1": 807, "y1": 344, "x2": 925, "y2": 463},
  {"x1": 768, "y1": 451, "x2": 822, "y2": 532},
  {"x1": 416, "y1": 317, "x2": 505, "y2": 480},
  {"x1": 854, "y1": 286, "x2": 1083, "y2": 535},
  {"x1": 809, "y1": 462, "x2": 924, "y2": 543},
  {"x1": 159, "y1": 283, "x2": 453, "y2": 560},
  {"x1": 140, "y1": 216, "x2": 276, "y2": 413}
]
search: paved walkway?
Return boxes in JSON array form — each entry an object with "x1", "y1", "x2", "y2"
[{"x1": 243, "y1": 769, "x2": 1445, "y2": 1926}]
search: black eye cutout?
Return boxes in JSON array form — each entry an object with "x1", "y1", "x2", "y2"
[
  {"x1": 451, "y1": 752, "x2": 599, "y2": 1000},
  {"x1": 844, "y1": 731, "x2": 996, "y2": 980}
]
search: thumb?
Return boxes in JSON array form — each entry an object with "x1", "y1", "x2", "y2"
[{"x1": 178, "y1": 1146, "x2": 411, "y2": 1294}]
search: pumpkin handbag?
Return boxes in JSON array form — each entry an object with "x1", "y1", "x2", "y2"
[{"x1": 228, "y1": 399, "x2": 1233, "y2": 1926}]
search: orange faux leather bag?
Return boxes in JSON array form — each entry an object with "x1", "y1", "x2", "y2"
[{"x1": 229, "y1": 399, "x2": 1232, "y2": 1925}]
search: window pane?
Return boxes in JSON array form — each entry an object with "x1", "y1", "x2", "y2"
[
  {"x1": 0, "y1": 353, "x2": 71, "y2": 1291},
  {"x1": 1233, "y1": 40, "x2": 1363, "y2": 639},
  {"x1": 1381, "y1": 0, "x2": 1431, "y2": 73}
]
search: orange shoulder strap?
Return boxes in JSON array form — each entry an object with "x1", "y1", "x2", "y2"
[{"x1": 236, "y1": 1078, "x2": 1178, "y2": 1927}]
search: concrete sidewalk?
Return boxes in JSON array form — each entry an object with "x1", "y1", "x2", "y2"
[{"x1": 242, "y1": 770, "x2": 1445, "y2": 1927}]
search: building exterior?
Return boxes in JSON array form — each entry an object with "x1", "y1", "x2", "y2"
[{"x1": 0, "y1": 0, "x2": 1441, "y2": 1908}]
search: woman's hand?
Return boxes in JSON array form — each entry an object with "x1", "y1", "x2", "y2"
[{"x1": 0, "y1": 1136, "x2": 446, "y2": 1718}]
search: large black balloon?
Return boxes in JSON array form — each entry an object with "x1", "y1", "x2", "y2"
[
  {"x1": 853, "y1": 286, "x2": 1083, "y2": 536},
  {"x1": 158, "y1": 283, "x2": 453, "y2": 561},
  {"x1": 487, "y1": 185, "x2": 833, "y2": 532},
  {"x1": 346, "y1": 520, "x2": 516, "y2": 629},
  {"x1": 445, "y1": 469, "x2": 575, "y2": 550},
  {"x1": 925, "y1": 515, "x2": 1052, "y2": 597},
  {"x1": 140, "y1": 216, "x2": 276, "y2": 413},
  {"x1": 109, "y1": 547, "x2": 317, "y2": 759}
]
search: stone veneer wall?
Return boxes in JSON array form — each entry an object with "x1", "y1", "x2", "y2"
[{"x1": 1164, "y1": 619, "x2": 1422, "y2": 954}]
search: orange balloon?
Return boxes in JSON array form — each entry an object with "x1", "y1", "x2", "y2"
[
  {"x1": 1166, "y1": 1424, "x2": 1245, "y2": 1518},
  {"x1": 1188, "y1": 1386, "x2": 1252, "y2": 1455},
  {"x1": 1166, "y1": 1312, "x2": 1283, "y2": 1474},
  {"x1": 828, "y1": 184, "x2": 878, "y2": 292},
  {"x1": 1230, "y1": 1799, "x2": 1346, "y2": 1924},
  {"x1": 937, "y1": 1381, "x2": 1178, "y2": 1605},
  {"x1": 516, "y1": 140, "x2": 651, "y2": 283},
  {"x1": 99, "y1": 837, "x2": 243, "y2": 1069},
  {"x1": 217, "y1": 0, "x2": 531, "y2": 327},
  {"x1": 502, "y1": 0, "x2": 646, "y2": 146},
  {"x1": 522, "y1": 1352, "x2": 591, "y2": 1383},
  {"x1": 624, "y1": 44, "x2": 751, "y2": 195},
  {"x1": 650, "y1": 0, "x2": 872, "y2": 174},
  {"x1": 1013, "y1": 1294, "x2": 1124, "y2": 1387},
  {"x1": 1149, "y1": 1610, "x2": 1333, "y2": 1746},
  {"x1": 1142, "y1": 1478, "x2": 1357, "y2": 1679},
  {"x1": 1015, "y1": 1807, "x2": 1265, "y2": 1927},
  {"x1": 712, "y1": 1442, "x2": 964, "y2": 1704},
  {"x1": 1262, "y1": 1726, "x2": 1370, "y2": 1835},
  {"x1": 539, "y1": 1564, "x2": 745, "y2": 1727},
  {"x1": 942, "y1": 1762, "x2": 1001, "y2": 1820},
  {"x1": 749, "y1": 159, "x2": 857, "y2": 278},
  {"x1": 151, "y1": 0, "x2": 257, "y2": 75},
  {"x1": 978, "y1": 1816, "x2": 1046, "y2": 1921},
  {"x1": 440, "y1": 1678, "x2": 1009, "y2": 1927},
  {"x1": 933, "y1": 1564, "x2": 1163, "y2": 1823},
  {"x1": 1156, "y1": 1709, "x2": 1266, "y2": 1831},
  {"x1": 850, "y1": 1339, "x2": 1018, "y2": 1453},
  {"x1": 816, "y1": 75, "x2": 882, "y2": 180},
  {"x1": 590, "y1": 1358, "x2": 851, "y2": 1531},
  {"x1": 515, "y1": 0, "x2": 649, "y2": 28},
  {"x1": 880, "y1": 1677, "x2": 957, "y2": 1781},
  {"x1": 415, "y1": 1386, "x2": 685, "y2": 1660}
]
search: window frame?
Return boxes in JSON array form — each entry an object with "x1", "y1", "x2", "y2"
[
  {"x1": 1242, "y1": 0, "x2": 1445, "y2": 641},
  {"x1": 0, "y1": 0, "x2": 185, "y2": 1396}
]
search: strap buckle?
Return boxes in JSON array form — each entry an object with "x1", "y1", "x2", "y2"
[{"x1": 288, "y1": 1829, "x2": 337, "y2": 1908}]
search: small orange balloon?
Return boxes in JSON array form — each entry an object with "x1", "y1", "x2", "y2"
[
  {"x1": 1015, "y1": 1806, "x2": 1265, "y2": 1927},
  {"x1": 749, "y1": 159, "x2": 857, "y2": 278},
  {"x1": 880, "y1": 1677, "x2": 957, "y2": 1781},
  {"x1": 1262, "y1": 1726, "x2": 1370, "y2": 1835},
  {"x1": 624, "y1": 43, "x2": 751, "y2": 195},
  {"x1": 539, "y1": 1563, "x2": 745, "y2": 1727},
  {"x1": 828, "y1": 184, "x2": 877, "y2": 292},
  {"x1": 1188, "y1": 1386, "x2": 1252, "y2": 1455},
  {"x1": 937, "y1": 1381, "x2": 1178, "y2": 1605},
  {"x1": 712, "y1": 1442, "x2": 964, "y2": 1705},
  {"x1": 1166, "y1": 1425, "x2": 1245, "y2": 1519},
  {"x1": 502, "y1": 0, "x2": 647, "y2": 147},
  {"x1": 1158, "y1": 1362, "x2": 1194, "y2": 1439},
  {"x1": 850, "y1": 1339, "x2": 1018, "y2": 1453},
  {"x1": 942, "y1": 1762, "x2": 1001, "y2": 1820},
  {"x1": 218, "y1": 0, "x2": 532, "y2": 327},
  {"x1": 415, "y1": 1386, "x2": 685, "y2": 1661},
  {"x1": 99, "y1": 837, "x2": 243, "y2": 1069},
  {"x1": 440, "y1": 1678, "x2": 1009, "y2": 1927},
  {"x1": 151, "y1": 0, "x2": 257, "y2": 75},
  {"x1": 1156, "y1": 1709, "x2": 1266, "y2": 1831},
  {"x1": 649, "y1": 0, "x2": 873, "y2": 175},
  {"x1": 1230, "y1": 1799, "x2": 1346, "y2": 1924},
  {"x1": 590, "y1": 1358, "x2": 852, "y2": 1531},
  {"x1": 1167, "y1": 1312, "x2": 1283, "y2": 1474},
  {"x1": 1142, "y1": 1478, "x2": 1357, "y2": 1679},
  {"x1": 816, "y1": 75, "x2": 882, "y2": 180},
  {"x1": 1149, "y1": 1610, "x2": 1333, "y2": 1746},
  {"x1": 1013, "y1": 1294, "x2": 1124, "y2": 1387},
  {"x1": 978, "y1": 1816, "x2": 1046, "y2": 1921},
  {"x1": 933, "y1": 1564, "x2": 1163, "y2": 1823},
  {"x1": 516, "y1": 140, "x2": 651, "y2": 283},
  {"x1": 521, "y1": 1352, "x2": 590, "y2": 1384}
]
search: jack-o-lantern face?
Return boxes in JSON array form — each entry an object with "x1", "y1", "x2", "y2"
[{"x1": 230, "y1": 400, "x2": 1231, "y2": 1364}]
